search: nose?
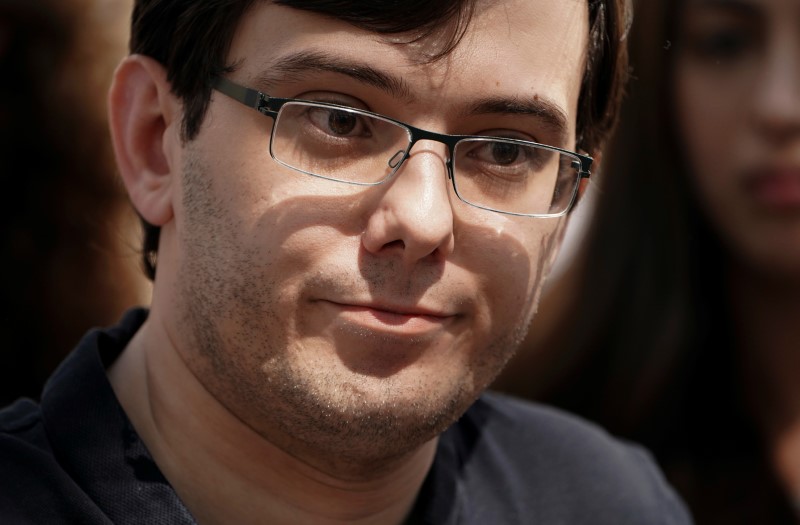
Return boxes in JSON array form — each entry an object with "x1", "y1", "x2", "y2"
[
  {"x1": 752, "y1": 33, "x2": 800, "y2": 143},
  {"x1": 361, "y1": 141, "x2": 455, "y2": 266}
]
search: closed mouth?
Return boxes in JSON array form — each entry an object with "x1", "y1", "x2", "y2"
[{"x1": 744, "y1": 165, "x2": 800, "y2": 209}]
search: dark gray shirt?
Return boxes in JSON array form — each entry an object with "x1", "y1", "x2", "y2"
[{"x1": 0, "y1": 309, "x2": 692, "y2": 524}]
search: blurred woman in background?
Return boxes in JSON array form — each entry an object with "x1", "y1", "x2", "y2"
[
  {"x1": 0, "y1": 0, "x2": 148, "y2": 405},
  {"x1": 495, "y1": 0, "x2": 800, "y2": 522}
]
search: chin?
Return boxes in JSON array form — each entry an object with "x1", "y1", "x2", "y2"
[
  {"x1": 266, "y1": 359, "x2": 480, "y2": 460},
  {"x1": 729, "y1": 230, "x2": 800, "y2": 283}
]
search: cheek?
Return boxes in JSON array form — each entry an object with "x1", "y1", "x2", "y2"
[
  {"x1": 459, "y1": 215, "x2": 565, "y2": 331},
  {"x1": 675, "y1": 62, "x2": 742, "y2": 214}
]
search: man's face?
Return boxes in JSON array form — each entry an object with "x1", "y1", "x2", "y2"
[{"x1": 157, "y1": 0, "x2": 588, "y2": 467}]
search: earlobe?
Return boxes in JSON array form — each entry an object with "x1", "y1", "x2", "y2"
[{"x1": 109, "y1": 54, "x2": 180, "y2": 227}]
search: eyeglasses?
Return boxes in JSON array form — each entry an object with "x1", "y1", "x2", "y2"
[{"x1": 213, "y1": 77, "x2": 592, "y2": 217}]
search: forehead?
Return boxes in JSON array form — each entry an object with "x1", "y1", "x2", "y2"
[
  {"x1": 682, "y1": 0, "x2": 800, "y2": 19},
  {"x1": 228, "y1": 0, "x2": 589, "y2": 135}
]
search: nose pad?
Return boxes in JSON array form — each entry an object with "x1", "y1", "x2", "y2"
[
  {"x1": 363, "y1": 143, "x2": 455, "y2": 263},
  {"x1": 388, "y1": 150, "x2": 407, "y2": 169}
]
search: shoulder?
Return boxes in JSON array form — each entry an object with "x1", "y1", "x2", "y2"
[
  {"x1": 0, "y1": 307, "x2": 150, "y2": 524},
  {"x1": 0, "y1": 399, "x2": 94, "y2": 523},
  {"x1": 0, "y1": 397, "x2": 50, "y2": 457},
  {"x1": 467, "y1": 391, "x2": 649, "y2": 462},
  {"x1": 465, "y1": 392, "x2": 658, "y2": 472},
  {"x1": 438, "y1": 392, "x2": 692, "y2": 524}
]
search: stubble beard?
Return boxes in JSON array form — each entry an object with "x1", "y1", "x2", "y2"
[{"x1": 174, "y1": 148, "x2": 533, "y2": 475}]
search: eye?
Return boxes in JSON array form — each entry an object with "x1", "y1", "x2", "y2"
[
  {"x1": 466, "y1": 129, "x2": 540, "y2": 164},
  {"x1": 306, "y1": 106, "x2": 372, "y2": 138},
  {"x1": 691, "y1": 29, "x2": 754, "y2": 62},
  {"x1": 328, "y1": 110, "x2": 356, "y2": 135},
  {"x1": 681, "y1": 13, "x2": 760, "y2": 67},
  {"x1": 473, "y1": 141, "x2": 525, "y2": 166}
]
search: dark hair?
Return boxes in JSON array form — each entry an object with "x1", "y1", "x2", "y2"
[
  {"x1": 130, "y1": 0, "x2": 632, "y2": 279},
  {"x1": 495, "y1": 0, "x2": 796, "y2": 521}
]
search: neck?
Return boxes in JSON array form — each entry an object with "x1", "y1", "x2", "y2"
[
  {"x1": 108, "y1": 309, "x2": 436, "y2": 525},
  {"x1": 732, "y1": 263, "x2": 800, "y2": 497}
]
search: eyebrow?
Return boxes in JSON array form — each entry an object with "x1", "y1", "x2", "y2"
[
  {"x1": 255, "y1": 51, "x2": 570, "y2": 144},
  {"x1": 464, "y1": 97, "x2": 570, "y2": 145},
  {"x1": 255, "y1": 50, "x2": 412, "y2": 101}
]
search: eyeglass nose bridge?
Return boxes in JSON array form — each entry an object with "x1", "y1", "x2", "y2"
[{"x1": 386, "y1": 126, "x2": 459, "y2": 180}]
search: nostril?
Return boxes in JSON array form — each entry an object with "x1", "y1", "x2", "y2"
[{"x1": 385, "y1": 239, "x2": 405, "y2": 251}]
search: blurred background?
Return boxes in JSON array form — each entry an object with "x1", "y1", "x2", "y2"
[
  {"x1": 0, "y1": 0, "x2": 149, "y2": 406},
  {"x1": 496, "y1": 0, "x2": 800, "y2": 522}
]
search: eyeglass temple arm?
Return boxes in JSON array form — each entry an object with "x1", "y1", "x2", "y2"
[
  {"x1": 213, "y1": 77, "x2": 269, "y2": 113},
  {"x1": 577, "y1": 156, "x2": 592, "y2": 178}
]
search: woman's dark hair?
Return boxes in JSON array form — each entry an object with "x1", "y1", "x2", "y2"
[
  {"x1": 496, "y1": 0, "x2": 796, "y2": 521},
  {"x1": 129, "y1": 0, "x2": 633, "y2": 279}
]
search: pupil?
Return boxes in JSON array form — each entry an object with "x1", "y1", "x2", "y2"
[
  {"x1": 492, "y1": 142, "x2": 519, "y2": 165},
  {"x1": 328, "y1": 111, "x2": 357, "y2": 135}
]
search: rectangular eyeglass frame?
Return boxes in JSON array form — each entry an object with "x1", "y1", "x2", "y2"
[{"x1": 212, "y1": 76, "x2": 593, "y2": 218}]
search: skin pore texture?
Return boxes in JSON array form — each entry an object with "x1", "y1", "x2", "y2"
[
  {"x1": 675, "y1": 0, "x2": 800, "y2": 500},
  {"x1": 108, "y1": 1, "x2": 588, "y2": 523}
]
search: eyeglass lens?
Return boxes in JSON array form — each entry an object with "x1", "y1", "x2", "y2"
[{"x1": 270, "y1": 101, "x2": 581, "y2": 216}]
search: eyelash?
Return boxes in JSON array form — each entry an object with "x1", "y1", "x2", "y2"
[{"x1": 295, "y1": 91, "x2": 370, "y2": 111}]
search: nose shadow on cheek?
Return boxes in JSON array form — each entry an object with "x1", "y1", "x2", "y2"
[
  {"x1": 252, "y1": 183, "x2": 371, "y2": 240},
  {"x1": 250, "y1": 186, "x2": 558, "y2": 377}
]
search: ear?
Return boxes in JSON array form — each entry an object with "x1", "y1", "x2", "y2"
[{"x1": 109, "y1": 54, "x2": 181, "y2": 227}]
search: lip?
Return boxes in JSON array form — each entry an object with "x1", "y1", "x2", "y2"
[
  {"x1": 744, "y1": 165, "x2": 800, "y2": 210},
  {"x1": 320, "y1": 300, "x2": 458, "y2": 336}
]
